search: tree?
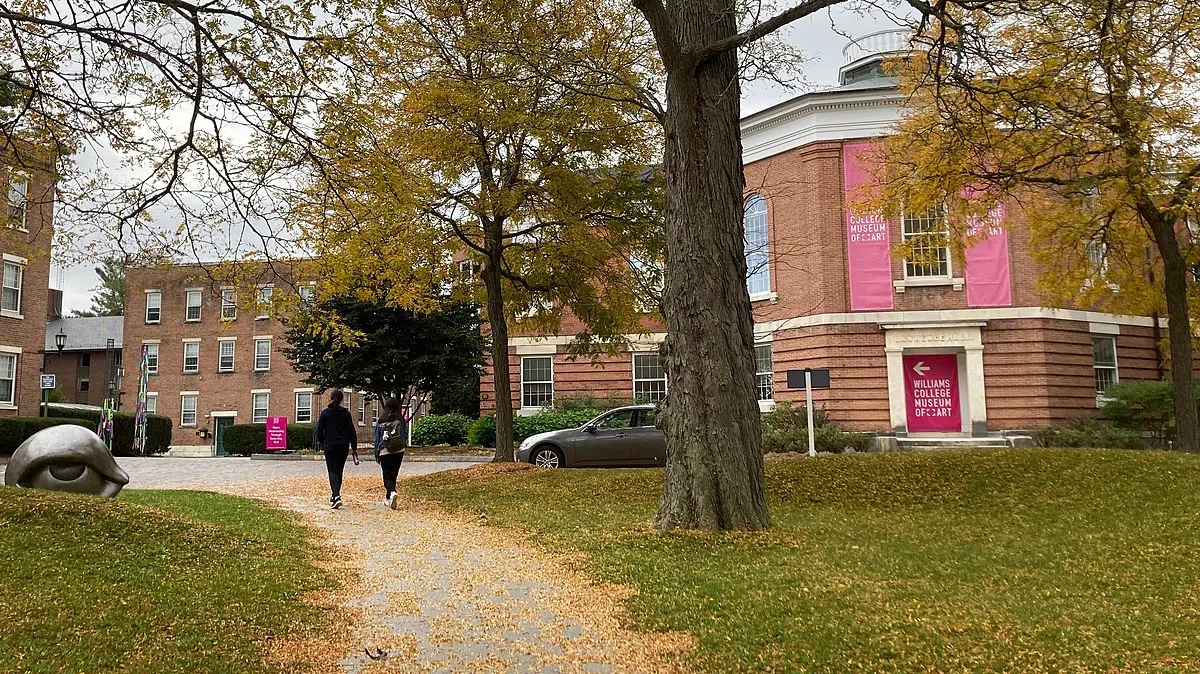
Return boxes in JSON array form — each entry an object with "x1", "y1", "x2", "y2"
[
  {"x1": 282, "y1": 293, "x2": 486, "y2": 403},
  {"x1": 876, "y1": 0, "x2": 1200, "y2": 451},
  {"x1": 72, "y1": 259, "x2": 126, "y2": 317},
  {"x1": 294, "y1": 0, "x2": 663, "y2": 463}
]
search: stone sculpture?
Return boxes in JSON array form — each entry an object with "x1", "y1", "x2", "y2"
[{"x1": 3, "y1": 425, "x2": 130, "y2": 497}]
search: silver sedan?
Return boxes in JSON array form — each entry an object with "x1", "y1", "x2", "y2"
[{"x1": 515, "y1": 405, "x2": 666, "y2": 468}]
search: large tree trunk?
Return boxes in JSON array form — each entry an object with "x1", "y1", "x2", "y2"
[
  {"x1": 652, "y1": 0, "x2": 770, "y2": 530},
  {"x1": 482, "y1": 247, "x2": 516, "y2": 462},
  {"x1": 1156, "y1": 231, "x2": 1199, "y2": 451}
]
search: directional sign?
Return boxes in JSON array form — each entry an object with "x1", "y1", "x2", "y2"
[
  {"x1": 911, "y1": 360, "x2": 931, "y2": 376},
  {"x1": 40, "y1": 374, "x2": 56, "y2": 390},
  {"x1": 786, "y1": 368, "x2": 831, "y2": 390}
]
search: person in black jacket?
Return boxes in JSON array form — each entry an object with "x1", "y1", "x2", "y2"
[{"x1": 315, "y1": 389, "x2": 357, "y2": 509}]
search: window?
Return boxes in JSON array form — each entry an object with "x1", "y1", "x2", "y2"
[
  {"x1": 372, "y1": 400, "x2": 379, "y2": 424},
  {"x1": 218, "y1": 340, "x2": 235, "y2": 372},
  {"x1": 902, "y1": 207, "x2": 951, "y2": 278},
  {"x1": 145, "y1": 393, "x2": 157, "y2": 414},
  {"x1": 2, "y1": 261, "x2": 22, "y2": 314},
  {"x1": 145, "y1": 291, "x2": 161, "y2": 323},
  {"x1": 144, "y1": 343, "x2": 159, "y2": 374},
  {"x1": 0, "y1": 352, "x2": 14, "y2": 405},
  {"x1": 358, "y1": 394, "x2": 366, "y2": 425},
  {"x1": 1093, "y1": 336, "x2": 1118, "y2": 395},
  {"x1": 79, "y1": 379, "x2": 90, "y2": 392},
  {"x1": 180, "y1": 394, "x2": 197, "y2": 426},
  {"x1": 521, "y1": 356, "x2": 554, "y2": 408},
  {"x1": 185, "y1": 290, "x2": 202, "y2": 321},
  {"x1": 596, "y1": 410, "x2": 634, "y2": 430},
  {"x1": 221, "y1": 289, "x2": 237, "y2": 320},
  {"x1": 1086, "y1": 237, "x2": 1108, "y2": 273},
  {"x1": 183, "y1": 341, "x2": 200, "y2": 373},
  {"x1": 298, "y1": 284, "x2": 314, "y2": 304},
  {"x1": 755, "y1": 344, "x2": 774, "y2": 401},
  {"x1": 744, "y1": 195, "x2": 770, "y2": 296},
  {"x1": 256, "y1": 286, "x2": 273, "y2": 319},
  {"x1": 254, "y1": 339, "x2": 271, "y2": 371},
  {"x1": 633, "y1": 353, "x2": 667, "y2": 402},
  {"x1": 295, "y1": 392, "x2": 313, "y2": 423},
  {"x1": 253, "y1": 392, "x2": 270, "y2": 423},
  {"x1": 7, "y1": 176, "x2": 28, "y2": 229},
  {"x1": 80, "y1": 353, "x2": 91, "y2": 367}
]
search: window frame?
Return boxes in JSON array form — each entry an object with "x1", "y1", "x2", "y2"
[
  {"x1": 182, "y1": 341, "x2": 200, "y2": 374},
  {"x1": 145, "y1": 291, "x2": 162, "y2": 324},
  {"x1": 145, "y1": 392, "x2": 158, "y2": 414},
  {"x1": 2, "y1": 260, "x2": 23, "y2": 316},
  {"x1": 218, "y1": 339, "x2": 236, "y2": 372},
  {"x1": 144, "y1": 343, "x2": 159, "y2": 374},
  {"x1": 254, "y1": 338, "x2": 271, "y2": 371},
  {"x1": 7, "y1": 174, "x2": 29, "y2": 231},
  {"x1": 180, "y1": 394, "x2": 198, "y2": 426},
  {"x1": 252, "y1": 392, "x2": 270, "y2": 424},
  {"x1": 295, "y1": 391, "x2": 313, "y2": 423},
  {"x1": 754, "y1": 343, "x2": 774, "y2": 402},
  {"x1": 185, "y1": 289, "x2": 203, "y2": 322},
  {"x1": 520, "y1": 356, "x2": 554, "y2": 409},
  {"x1": 220, "y1": 288, "x2": 237, "y2": 320},
  {"x1": 0, "y1": 352, "x2": 16, "y2": 405},
  {"x1": 632, "y1": 352, "x2": 668, "y2": 403},
  {"x1": 901, "y1": 207, "x2": 952, "y2": 279},
  {"x1": 1092, "y1": 335, "x2": 1119, "y2": 396},
  {"x1": 256, "y1": 285, "x2": 273, "y2": 320},
  {"x1": 743, "y1": 195, "x2": 771, "y2": 298}
]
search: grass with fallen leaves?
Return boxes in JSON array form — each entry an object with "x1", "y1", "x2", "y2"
[
  {"x1": 403, "y1": 449, "x2": 1200, "y2": 673},
  {"x1": 0, "y1": 488, "x2": 338, "y2": 674}
]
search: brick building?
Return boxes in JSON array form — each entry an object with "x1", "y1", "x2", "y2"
[
  {"x1": 482, "y1": 30, "x2": 1164, "y2": 441},
  {"x1": 123, "y1": 264, "x2": 379, "y2": 455},
  {"x1": 43, "y1": 310, "x2": 124, "y2": 406},
  {"x1": 0, "y1": 143, "x2": 56, "y2": 417}
]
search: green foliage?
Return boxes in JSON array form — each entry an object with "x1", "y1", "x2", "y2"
[
  {"x1": 760, "y1": 402, "x2": 869, "y2": 453},
  {"x1": 1098, "y1": 379, "x2": 1200, "y2": 442},
  {"x1": 468, "y1": 414, "x2": 497, "y2": 448},
  {"x1": 221, "y1": 424, "x2": 316, "y2": 456},
  {"x1": 45, "y1": 387, "x2": 64, "y2": 404},
  {"x1": 71, "y1": 259, "x2": 126, "y2": 318},
  {"x1": 1031, "y1": 418, "x2": 1145, "y2": 450},
  {"x1": 429, "y1": 373, "x2": 480, "y2": 417},
  {"x1": 43, "y1": 405, "x2": 172, "y2": 456},
  {"x1": 468, "y1": 409, "x2": 604, "y2": 447},
  {"x1": 0, "y1": 417, "x2": 93, "y2": 455},
  {"x1": 411, "y1": 413, "x2": 472, "y2": 446},
  {"x1": 0, "y1": 489, "x2": 336, "y2": 672},
  {"x1": 551, "y1": 392, "x2": 634, "y2": 411}
]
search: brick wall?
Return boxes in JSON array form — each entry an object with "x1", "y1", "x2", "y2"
[{"x1": 44, "y1": 349, "x2": 119, "y2": 406}]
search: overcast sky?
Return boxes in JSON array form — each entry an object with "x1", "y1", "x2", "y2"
[{"x1": 52, "y1": 7, "x2": 901, "y2": 315}]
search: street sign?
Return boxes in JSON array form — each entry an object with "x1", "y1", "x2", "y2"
[
  {"x1": 40, "y1": 374, "x2": 56, "y2": 390},
  {"x1": 786, "y1": 368, "x2": 830, "y2": 390}
]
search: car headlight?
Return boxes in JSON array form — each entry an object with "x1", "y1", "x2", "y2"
[{"x1": 518, "y1": 438, "x2": 532, "y2": 452}]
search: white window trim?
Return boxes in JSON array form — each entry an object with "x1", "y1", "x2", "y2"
[
  {"x1": 1, "y1": 259, "x2": 24, "y2": 319},
  {"x1": 145, "y1": 290, "x2": 162, "y2": 324},
  {"x1": 182, "y1": 340, "x2": 201, "y2": 374},
  {"x1": 295, "y1": 391, "x2": 314, "y2": 423},
  {"x1": 358, "y1": 394, "x2": 366, "y2": 426},
  {"x1": 7, "y1": 174, "x2": 29, "y2": 232},
  {"x1": 145, "y1": 392, "x2": 158, "y2": 414},
  {"x1": 256, "y1": 284, "x2": 274, "y2": 320},
  {"x1": 254, "y1": 338, "x2": 272, "y2": 371},
  {"x1": 0, "y1": 350, "x2": 17, "y2": 408},
  {"x1": 184, "y1": 289, "x2": 203, "y2": 322},
  {"x1": 143, "y1": 342, "x2": 160, "y2": 374},
  {"x1": 754, "y1": 342, "x2": 774, "y2": 406},
  {"x1": 1092, "y1": 334, "x2": 1119, "y2": 405},
  {"x1": 519, "y1": 355, "x2": 554, "y2": 413},
  {"x1": 252, "y1": 392, "x2": 270, "y2": 424},
  {"x1": 220, "y1": 288, "x2": 237, "y2": 321},
  {"x1": 180, "y1": 393, "x2": 199, "y2": 427},
  {"x1": 632, "y1": 352, "x2": 668, "y2": 403},
  {"x1": 744, "y1": 194, "x2": 771, "y2": 297},
  {"x1": 218, "y1": 338, "x2": 236, "y2": 373},
  {"x1": 901, "y1": 208, "x2": 954, "y2": 282}
]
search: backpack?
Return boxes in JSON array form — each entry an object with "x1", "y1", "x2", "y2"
[{"x1": 379, "y1": 418, "x2": 408, "y2": 455}]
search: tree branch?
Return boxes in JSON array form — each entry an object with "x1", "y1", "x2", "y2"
[{"x1": 690, "y1": 0, "x2": 844, "y2": 64}]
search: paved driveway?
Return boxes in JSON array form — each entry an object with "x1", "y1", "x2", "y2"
[{"x1": 0, "y1": 456, "x2": 476, "y2": 491}]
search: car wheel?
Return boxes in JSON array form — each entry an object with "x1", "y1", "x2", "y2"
[{"x1": 532, "y1": 446, "x2": 564, "y2": 468}]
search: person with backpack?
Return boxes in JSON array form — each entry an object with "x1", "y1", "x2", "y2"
[
  {"x1": 315, "y1": 389, "x2": 358, "y2": 509},
  {"x1": 375, "y1": 396, "x2": 410, "y2": 509}
]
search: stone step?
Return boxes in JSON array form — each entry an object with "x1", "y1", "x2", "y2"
[{"x1": 896, "y1": 436, "x2": 1017, "y2": 450}]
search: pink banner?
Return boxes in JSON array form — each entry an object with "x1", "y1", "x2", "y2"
[
  {"x1": 903, "y1": 353, "x2": 960, "y2": 432},
  {"x1": 843, "y1": 143, "x2": 894, "y2": 311},
  {"x1": 964, "y1": 203, "x2": 1013, "y2": 307},
  {"x1": 265, "y1": 416, "x2": 288, "y2": 451}
]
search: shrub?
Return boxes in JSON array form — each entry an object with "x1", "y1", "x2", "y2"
[
  {"x1": 761, "y1": 402, "x2": 832, "y2": 434},
  {"x1": 1031, "y1": 418, "x2": 1145, "y2": 450},
  {"x1": 762, "y1": 424, "x2": 872, "y2": 454},
  {"x1": 411, "y1": 413, "x2": 472, "y2": 446},
  {"x1": 0, "y1": 417, "x2": 94, "y2": 455},
  {"x1": 467, "y1": 409, "x2": 605, "y2": 447},
  {"x1": 467, "y1": 414, "x2": 496, "y2": 448},
  {"x1": 551, "y1": 392, "x2": 634, "y2": 412},
  {"x1": 1098, "y1": 379, "x2": 1196, "y2": 442},
  {"x1": 43, "y1": 405, "x2": 172, "y2": 456},
  {"x1": 221, "y1": 423, "x2": 316, "y2": 456}
]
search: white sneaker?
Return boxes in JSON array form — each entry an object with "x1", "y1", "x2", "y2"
[
  {"x1": 331, "y1": 496, "x2": 343, "y2": 510},
  {"x1": 386, "y1": 492, "x2": 398, "y2": 510}
]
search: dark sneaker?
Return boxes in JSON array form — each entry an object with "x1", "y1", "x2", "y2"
[{"x1": 332, "y1": 496, "x2": 343, "y2": 510}]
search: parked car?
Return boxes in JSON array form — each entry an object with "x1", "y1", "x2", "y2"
[{"x1": 515, "y1": 404, "x2": 666, "y2": 468}]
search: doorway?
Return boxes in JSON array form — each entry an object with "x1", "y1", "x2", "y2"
[{"x1": 214, "y1": 416, "x2": 235, "y2": 456}]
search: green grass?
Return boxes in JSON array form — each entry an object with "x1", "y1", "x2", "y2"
[
  {"x1": 403, "y1": 449, "x2": 1200, "y2": 673},
  {"x1": 0, "y1": 488, "x2": 336, "y2": 674}
]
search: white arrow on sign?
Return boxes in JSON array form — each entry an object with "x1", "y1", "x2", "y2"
[{"x1": 911, "y1": 361, "x2": 930, "y2": 376}]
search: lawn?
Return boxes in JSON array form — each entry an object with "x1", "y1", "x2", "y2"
[
  {"x1": 403, "y1": 449, "x2": 1200, "y2": 673},
  {"x1": 0, "y1": 488, "x2": 338, "y2": 674}
]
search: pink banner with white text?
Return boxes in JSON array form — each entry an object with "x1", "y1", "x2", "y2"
[
  {"x1": 843, "y1": 143, "x2": 894, "y2": 311},
  {"x1": 964, "y1": 203, "x2": 1013, "y2": 307}
]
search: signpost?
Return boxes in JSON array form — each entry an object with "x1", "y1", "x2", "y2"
[
  {"x1": 785, "y1": 368, "x2": 832, "y2": 457},
  {"x1": 265, "y1": 416, "x2": 288, "y2": 452},
  {"x1": 39, "y1": 374, "x2": 55, "y2": 418}
]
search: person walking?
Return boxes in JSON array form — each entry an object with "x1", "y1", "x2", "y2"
[
  {"x1": 375, "y1": 396, "x2": 409, "y2": 509},
  {"x1": 315, "y1": 389, "x2": 358, "y2": 509}
]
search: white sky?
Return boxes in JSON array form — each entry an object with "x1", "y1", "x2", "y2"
[{"x1": 52, "y1": 7, "x2": 899, "y2": 315}]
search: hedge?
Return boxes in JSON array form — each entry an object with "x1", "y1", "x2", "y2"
[
  {"x1": 1030, "y1": 419, "x2": 1145, "y2": 450},
  {"x1": 468, "y1": 409, "x2": 606, "y2": 448},
  {"x1": 44, "y1": 405, "x2": 173, "y2": 456},
  {"x1": 760, "y1": 402, "x2": 871, "y2": 454},
  {"x1": 411, "y1": 413, "x2": 472, "y2": 446},
  {"x1": 0, "y1": 417, "x2": 94, "y2": 455},
  {"x1": 221, "y1": 423, "x2": 316, "y2": 456}
]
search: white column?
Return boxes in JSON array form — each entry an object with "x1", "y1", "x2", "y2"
[
  {"x1": 965, "y1": 345, "x2": 988, "y2": 435},
  {"x1": 885, "y1": 346, "x2": 907, "y2": 433}
]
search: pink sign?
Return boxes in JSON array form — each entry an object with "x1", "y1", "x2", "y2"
[
  {"x1": 965, "y1": 203, "x2": 1013, "y2": 307},
  {"x1": 903, "y1": 354, "x2": 961, "y2": 432},
  {"x1": 265, "y1": 416, "x2": 288, "y2": 451},
  {"x1": 843, "y1": 143, "x2": 894, "y2": 311}
]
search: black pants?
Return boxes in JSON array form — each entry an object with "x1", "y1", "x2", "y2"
[
  {"x1": 324, "y1": 444, "x2": 350, "y2": 498},
  {"x1": 379, "y1": 452, "x2": 404, "y2": 495}
]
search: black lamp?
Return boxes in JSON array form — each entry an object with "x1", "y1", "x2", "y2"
[{"x1": 54, "y1": 328, "x2": 65, "y2": 353}]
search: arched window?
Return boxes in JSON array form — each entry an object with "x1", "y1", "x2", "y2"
[{"x1": 744, "y1": 195, "x2": 770, "y2": 295}]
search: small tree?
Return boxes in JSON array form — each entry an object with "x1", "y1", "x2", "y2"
[
  {"x1": 72, "y1": 259, "x2": 126, "y2": 317},
  {"x1": 282, "y1": 293, "x2": 486, "y2": 403}
]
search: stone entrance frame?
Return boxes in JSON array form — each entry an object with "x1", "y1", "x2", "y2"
[{"x1": 884, "y1": 322, "x2": 987, "y2": 437}]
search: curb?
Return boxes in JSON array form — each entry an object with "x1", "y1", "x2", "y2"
[{"x1": 249, "y1": 453, "x2": 490, "y2": 463}]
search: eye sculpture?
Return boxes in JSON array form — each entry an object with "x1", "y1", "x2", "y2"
[{"x1": 3, "y1": 425, "x2": 130, "y2": 498}]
